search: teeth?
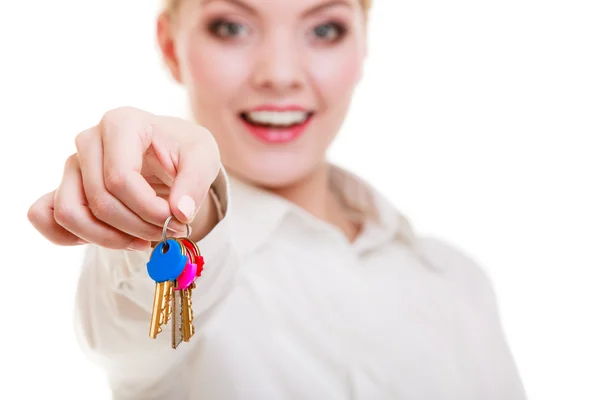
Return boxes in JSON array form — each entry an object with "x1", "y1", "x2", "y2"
[{"x1": 245, "y1": 111, "x2": 309, "y2": 127}]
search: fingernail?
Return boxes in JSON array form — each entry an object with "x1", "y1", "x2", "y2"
[{"x1": 177, "y1": 195, "x2": 196, "y2": 221}]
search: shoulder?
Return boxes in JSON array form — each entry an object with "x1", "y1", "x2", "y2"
[
  {"x1": 413, "y1": 235, "x2": 498, "y2": 305},
  {"x1": 414, "y1": 236, "x2": 486, "y2": 277}
]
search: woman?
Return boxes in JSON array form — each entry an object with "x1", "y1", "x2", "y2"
[{"x1": 27, "y1": 0, "x2": 526, "y2": 398}]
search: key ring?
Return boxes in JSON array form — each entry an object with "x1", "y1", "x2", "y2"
[{"x1": 162, "y1": 215, "x2": 192, "y2": 244}]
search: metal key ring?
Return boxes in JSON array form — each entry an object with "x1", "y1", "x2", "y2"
[{"x1": 162, "y1": 215, "x2": 192, "y2": 244}]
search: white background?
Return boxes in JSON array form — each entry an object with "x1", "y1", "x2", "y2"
[{"x1": 1, "y1": 0, "x2": 598, "y2": 399}]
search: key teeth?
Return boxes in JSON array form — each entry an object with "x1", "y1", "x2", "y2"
[
  {"x1": 150, "y1": 281, "x2": 175, "y2": 339},
  {"x1": 181, "y1": 287, "x2": 195, "y2": 342},
  {"x1": 151, "y1": 278, "x2": 197, "y2": 345},
  {"x1": 171, "y1": 289, "x2": 184, "y2": 349},
  {"x1": 161, "y1": 283, "x2": 174, "y2": 325}
]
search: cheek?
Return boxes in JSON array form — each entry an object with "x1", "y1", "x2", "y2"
[
  {"x1": 308, "y1": 43, "x2": 363, "y2": 105},
  {"x1": 181, "y1": 38, "x2": 248, "y2": 105}
]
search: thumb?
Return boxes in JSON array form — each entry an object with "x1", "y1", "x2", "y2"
[{"x1": 169, "y1": 141, "x2": 220, "y2": 224}]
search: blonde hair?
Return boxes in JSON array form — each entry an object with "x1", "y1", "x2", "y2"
[{"x1": 164, "y1": 0, "x2": 372, "y2": 15}]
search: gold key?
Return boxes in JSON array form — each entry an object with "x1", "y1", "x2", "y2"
[
  {"x1": 181, "y1": 284, "x2": 195, "y2": 342},
  {"x1": 149, "y1": 281, "x2": 170, "y2": 338},
  {"x1": 161, "y1": 282, "x2": 174, "y2": 325}
]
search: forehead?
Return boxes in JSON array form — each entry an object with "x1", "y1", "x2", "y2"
[{"x1": 194, "y1": 0, "x2": 359, "y2": 14}]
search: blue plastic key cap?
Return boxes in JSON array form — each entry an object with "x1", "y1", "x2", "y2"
[{"x1": 147, "y1": 239, "x2": 188, "y2": 283}]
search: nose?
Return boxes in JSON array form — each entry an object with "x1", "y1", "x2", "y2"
[{"x1": 251, "y1": 31, "x2": 304, "y2": 94}]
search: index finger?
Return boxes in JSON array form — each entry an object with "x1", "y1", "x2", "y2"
[{"x1": 100, "y1": 107, "x2": 179, "y2": 229}]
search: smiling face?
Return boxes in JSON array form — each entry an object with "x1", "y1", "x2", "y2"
[{"x1": 158, "y1": 0, "x2": 368, "y2": 188}]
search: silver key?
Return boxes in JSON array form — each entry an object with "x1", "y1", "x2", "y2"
[{"x1": 171, "y1": 289, "x2": 184, "y2": 349}]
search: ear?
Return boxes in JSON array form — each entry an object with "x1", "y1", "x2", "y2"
[{"x1": 157, "y1": 12, "x2": 182, "y2": 84}]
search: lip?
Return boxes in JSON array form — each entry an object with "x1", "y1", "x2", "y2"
[
  {"x1": 249, "y1": 104, "x2": 308, "y2": 112},
  {"x1": 240, "y1": 105, "x2": 314, "y2": 144}
]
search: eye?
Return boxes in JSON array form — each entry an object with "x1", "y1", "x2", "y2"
[
  {"x1": 208, "y1": 19, "x2": 250, "y2": 39},
  {"x1": 310, "y1": 22, "x2": 347, "y2": 43}
]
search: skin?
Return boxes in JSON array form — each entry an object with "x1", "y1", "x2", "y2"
[{"x1": 27, "y1": 0, "x2": 368, "y2": 249}]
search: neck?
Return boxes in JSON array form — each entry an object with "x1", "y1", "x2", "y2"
[{"x1": 268, "y1": 163, "x2": 361, "y2": 242}]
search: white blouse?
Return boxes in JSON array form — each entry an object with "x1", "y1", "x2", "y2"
[{"x1": 74, "y1": 165, "x2": 527, "y2": 400}]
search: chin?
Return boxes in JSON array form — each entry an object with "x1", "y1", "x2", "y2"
[{"x1": 229, "y1": 152, "x2": 322, "y2": 190}]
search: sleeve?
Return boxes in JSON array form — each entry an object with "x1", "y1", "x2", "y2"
[
  {"x1": 415, "y1": 236, "x2": 528, "y2": 400},
  {"x1": 73, "y1": 166, "x2": 239, "y2": 399}
]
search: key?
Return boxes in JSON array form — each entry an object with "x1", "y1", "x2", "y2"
[
  {"x1": 181, "y1": 284, "x2": 195, "y2": 342},
  {"x1": 147, "y1": 239, "x2": 187, "y2": 283},
  {"x1": 175, "y1": 240, "x2": 196, "y2": 342},
  {"x1": 149, "y1": 281, "x2": 168, "y2": 338},
  {"x1": 148, "y1": 238, "x2": 185, "y2": 340},
  {"x1": 148, "y1": 217, "x2": 199, "y2": 348},
  {"x1": 149, "y1": 281, "x2": 175, "y2": 339},
  {"x1": 173, "y1": 239, "x2": 197, "y2": 291},
  {"x1": 171, "y1": 289, "x2": 184, "y2": 349},
  {"x1": 149, "y1": 282, "x2": 164, "y2": 338},
  {"x1": 180, "y1": 238, "x2": 204, "y2": 278},
  {"x1": 161, "y1": 281, "x2": 174, "y2": 326}
]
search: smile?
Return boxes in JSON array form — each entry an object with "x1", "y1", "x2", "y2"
[
  {"x1": 241, "y1": 110, "x2": 312, "y2": 127},
  {"x1": 239, "y1": 106, "x2": 315, "y2": 144}
]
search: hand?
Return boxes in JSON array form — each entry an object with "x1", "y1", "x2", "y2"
[{"x1": 27, "y1": 107, "x2": 221, "y2": 251}]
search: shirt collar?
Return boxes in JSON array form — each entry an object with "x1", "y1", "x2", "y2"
[
  {"x1": 226, "y1": 164, "x2": 417, "y2": 256},
  {"x1": 328, "y1": 165, "x2": 417, "y2": 252}
]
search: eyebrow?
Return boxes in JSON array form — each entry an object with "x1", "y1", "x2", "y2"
[
  {"x1": 303, "y1": 0, "x2": 353, "y2": 17},
  {"x1": 200, "y1": 0, "x2": 353, "y2": 17},
  {"x1": 201, "y1": 0, "x2": 256, "y2": 14}
]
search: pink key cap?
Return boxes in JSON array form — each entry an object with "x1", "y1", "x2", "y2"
[{"x1": 174, "y1": 256, "x2": 197, "y2": 291}]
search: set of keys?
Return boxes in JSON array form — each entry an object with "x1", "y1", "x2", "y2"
[{"x1": 146, "y1": 216, "x2": 204, "y2": 349}]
